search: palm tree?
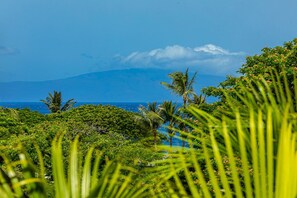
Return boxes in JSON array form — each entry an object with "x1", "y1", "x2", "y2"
[
  {"x1": 41, "y1": 91, "x2": 76, "y2": 113},
  {"x1": 159, "y1": 101, "x2": 178, "y2": 147},
  {"x1": 137, "y1": 102, "x2": 163, "y2": 148},
  {"x1": 147, "y1": 102, "x2": 159, "y2": 113},
  {"x1": 188, "y1": 93, "x2": 206, "y2": 108},
  {"x1": 161, "y1": 68, "x2": 197, "y2": 147},
  {"x1": 161, "y1": 68, "x2": 197, "y2": 109}
]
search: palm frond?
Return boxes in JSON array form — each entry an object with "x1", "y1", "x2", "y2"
[
  {"x1": 41, "y1": 91, "x2": 76, "y2": 113},
  {"x1": 61, "y1": 99, "x2": 76, "y2": 112},
  {"x1": 150, "y1": 70, "x2": 297, "y2": 197}
]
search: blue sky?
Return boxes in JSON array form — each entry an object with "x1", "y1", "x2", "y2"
[{"x1": 0, "y1": 0, "x2": 296, "y2": 81}]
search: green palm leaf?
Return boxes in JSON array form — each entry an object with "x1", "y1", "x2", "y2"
[{"x1": 151, "y1": 70, "x2": 297, "y2": 197}]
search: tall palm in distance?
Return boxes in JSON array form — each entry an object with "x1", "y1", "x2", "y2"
[
  {"x1": 41, "y1": 91, "x2": 76, "y2": 113},
  {"x1": 161, "y1": 68, "x2": 197, "y2": 147},
  {"x1": 161, "y1": 68, "x2": 197, "y2": 108},
  {"x1": 159, "y1": 101, "x2": 178, "y2": 147}
]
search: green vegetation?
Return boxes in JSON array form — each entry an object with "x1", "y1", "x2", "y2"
[
  {"x1": 0, "y1": 133, "x2": 147, "y2": 198},
  {"x1": 137, "y1": 102, "x2": 164, "y2": 147},
  {"x1": 202, "y1": 38, "x2": 297, "y2": 111},
  {"x1": 153, "y1": 73, "x2": 297, "y2": 197},
  {"x1": 0, "y1": 108, "x2": 28, "y2": 137},
  {"x1": 159, "y1": 101, "x2": 178, "y2": 147},
  {"x1": 0, "y1": 105, "x2": 162, "y2": 188},
  {"x1": 1, "y1": 38, "x2": 297, "y2": 197},
  {"x1": 161, "y1": 68, "x2": 197, "y2": 108},
  {"x1": 161, "y1": 68, "x2": 197, "y2": 147},
  {"x1": 59, "y1": 105, "x2": 150, "y2": 140}
]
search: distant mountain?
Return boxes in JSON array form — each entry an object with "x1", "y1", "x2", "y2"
[{"x1": 0, "y1": 69, "x2": 225, "y2": 102}]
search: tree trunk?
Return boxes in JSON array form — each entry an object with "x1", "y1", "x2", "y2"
[
  {"x1": 153, "y1": 129, "x2": 157, "y2": 148},
  {"x1": 182, "y1": 140, "x2": 185, "y2": 148},
  {"x1": 182, "y1": 97, "x2": 187, "y2": 148},
  {"x1": 169, "y1": 123, "x2": 173, "y2": 148}
]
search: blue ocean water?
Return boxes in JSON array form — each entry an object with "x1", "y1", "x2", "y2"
[
  {"x1": 0, "y1": 102, "x2": 147, "y2": 114},
  {"x1": 0, "y1": 102, "x2": 183, "y2": 146}
]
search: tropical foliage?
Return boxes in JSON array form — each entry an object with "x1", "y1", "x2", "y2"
[
  {"x1": 0, "y1": 105, "x2": 160, "y2": 184},
  {"x1": 152, "y1": 70, "x2": 297, "y2": 197},
  {"x1": 59, "y1": 104, "x2": 150, "y2": 140},
  {"x1": 1, "y1": 71, "x2": 297, "y2": 197},
  {"x1": 161, "y1": 68, "x2": 197, "y2": 108},
  {"x1": 188, "y1": 93, "x2": 206, "y2": 107},
  {"x1": 161, "y1": 68, "x2": 198, "y2": 147},
  {"x1": 0, "y1": 133, "x2": 147, "y2": 198},
  {"x1": 41, "y1": 91, "x2": 76, "y2": 113},
  {"x1": 137, "y1": 102, "x2": 164, "y2": 147},
  {"x1": 0, "y1": 108, "x2": 28, "y2": 137},
  {"x1": 203, "y1": 38, "x2": 297, "y2": 103},
  {"x1": 159, "y1": 101, "x2": 178, "y2": 147},
  {"x1": 1, "y1": 39, "x2": 297, "y2": 197}
]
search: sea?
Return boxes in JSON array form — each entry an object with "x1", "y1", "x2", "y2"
[
  {"x1": 0, "y1": 102, "x2": 148, "y2": 114},
  {"x1": 0, "y1": 102, "x2": 183, "y2": 146}
]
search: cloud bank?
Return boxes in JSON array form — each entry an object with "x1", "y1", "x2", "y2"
[
  {"x1": 114, "y1": 44, "x2": 245, "y2": 76},
  {"x1": 0, "y1": 46, "x2": 19, "y2": 55}
]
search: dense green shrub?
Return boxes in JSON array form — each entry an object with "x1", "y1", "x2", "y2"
[
  {"x1": 202, "y1": 38, "x2": 297, "y2": 114},
  {"x1": 17, "y1": 108, "x2": 46, "y2": 126},
  {"x1": 0, "y1": 105, "x2": 162, "y2": 181},
  {"x1": 0, "y1": 108, "x2": 28, "y2": 137},
  {"x1": 16, "y1": 121, "x2": 161, "y2": 180},
  {"x1": 56, "y1": 105, "x2": 151, "y2": 140}
]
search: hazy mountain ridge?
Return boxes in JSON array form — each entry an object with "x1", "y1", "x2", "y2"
[{"x1": 0, "y1": 69, "x2": 225, "y2": 102}]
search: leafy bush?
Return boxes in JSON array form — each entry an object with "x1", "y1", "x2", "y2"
[
  {"x1": 0, "y1": 105, "x2": 161, "y2": 183},
  {"x1": 53, "y1": 105, "x2": 150, "y2": 140},
  {"x1": 17, "y1": 108, "x2": 46, "y2": 127},
  {"x1": 202, "y1": 38, "x2": 297, "y2": 113},
  {"x1": 12, "y1": 122, "x2": 160, "y2": 180},
  {"x1": 0, "y1": 108, "x2": 28, "y2": 137}
]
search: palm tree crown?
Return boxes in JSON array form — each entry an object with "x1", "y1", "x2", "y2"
[
  {"x1": 161, "y1": 68, "x2": 197, "y2": 107},
  {"x1": 41, "y1": 91, "x2": 76, "y2": 113},
  {"x1": 161, "y1": 68, "x2": 197, "y2": 147},
  {"x1": 159, "y1": 101, "x2": 177, "y2": 123},
  {"x1": 188, "y1": 93, "x2": 206, "y2": 108}
]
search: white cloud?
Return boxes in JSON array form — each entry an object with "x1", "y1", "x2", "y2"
[
  {"x1": 123, "y1": 45, "x2": 195, "y2": 63},
  {"x1": 193, "y1": 44, "x2": 241, "y2": 55},
  {"x1": 116, "y1": 44, "x2": 245, "y2": 76}
]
